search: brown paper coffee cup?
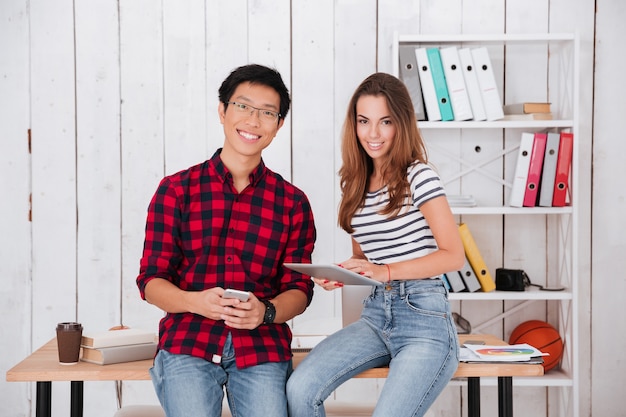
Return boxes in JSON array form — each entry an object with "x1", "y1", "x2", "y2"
[{"x1": 56, "y1": 322, "x2": 83, "y2": 365}]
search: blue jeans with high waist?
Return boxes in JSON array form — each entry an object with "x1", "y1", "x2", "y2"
[
  {"x1": 150, "y1": 332, "x2": 291, "y2": 417},
  {"x1": 287, "y1": 279, "x2": 459, "y2": 417}
]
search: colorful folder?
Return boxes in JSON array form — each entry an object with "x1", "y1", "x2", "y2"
[
  {"x1": 523, "y1": 133, "x2": 548, "y2": 207},
  {"x1": 426, "y1": 47, "x2": 454, "y2": 121},
  {"x1": 399, "y1": 45, "x2": 426, "y2": 121},
  {"x1": 458, "y1": 223, "x2": 496, "y2": 292},
  {"x1": 552, "y1": 132, "x2": 574, "y2": 207},
  {"x1": 439, "y1": 46, "x2": 474, "y2": 121}
]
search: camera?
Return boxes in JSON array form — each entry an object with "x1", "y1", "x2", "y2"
[{"x1": 495, "y1": 268, "x2": 529, "y2": 291}]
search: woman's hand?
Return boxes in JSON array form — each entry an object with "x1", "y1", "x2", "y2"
[
  {"x1": 339, "y1": 258, "x2": 387, "y2": 283},
  {"x1": 313, "y1": 258, "x2": 387, "y2": 291}
]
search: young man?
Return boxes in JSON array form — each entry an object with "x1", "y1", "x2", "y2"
[{"x1": 137, "y1": 64, "x2": 316, "y2": 417}]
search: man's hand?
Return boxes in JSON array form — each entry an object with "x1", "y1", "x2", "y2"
[{"x1": 219, "y1": 292, "x2": 265, "y2": 329}]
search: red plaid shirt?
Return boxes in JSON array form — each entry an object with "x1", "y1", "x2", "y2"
[{"x1": 137, "y1": 149, "x2": 316, "y2": 368}]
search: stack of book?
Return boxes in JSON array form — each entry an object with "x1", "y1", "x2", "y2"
[
  {"x1": 80, "y1": 328, "x2": 157, "y2": 365},
  {"x1": 399, "y1": 45, "x2": 504, "y2": 121},
  {"x1": 509, "y1": 131, "x2": 574, "y2": 207},
  {"x1": 503, "y1": 101, "x2": 553, "y2": 121}
]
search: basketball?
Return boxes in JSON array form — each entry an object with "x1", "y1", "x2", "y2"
[{"x1": 509, "y1": 320, "x2": 563, "y2": 372}]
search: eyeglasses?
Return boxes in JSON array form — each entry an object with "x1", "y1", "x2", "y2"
[{"x1": 226, "y1": 101, "x2": 281, "y2": 123}]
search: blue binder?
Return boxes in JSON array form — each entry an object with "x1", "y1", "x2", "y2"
[{"x1": 426, "y1": 48, "x2": 454, "y2": 121}]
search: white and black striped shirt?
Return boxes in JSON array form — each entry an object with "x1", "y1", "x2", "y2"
[{"x1": 351, "y1": 163, "x2": 445, "y2": 271}]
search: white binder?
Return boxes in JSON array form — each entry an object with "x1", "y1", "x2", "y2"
[
  {"x1": 458, "y1": 48, "x2": 487, "y2": 121},
  {"x1": 509, "y1": 132, "x2": 535, "y2": 207},
  {"x1": 471, "y1": 47, "x2": 504, "y2": 121},
  {"x1": 439, "y1": 46, "x2": 473, "y2": 121},
  {"x1": 415, "y1": 48, "x2": 442, "y2": 121}
]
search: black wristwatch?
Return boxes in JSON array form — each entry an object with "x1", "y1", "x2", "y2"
[{"x1": 261, "y1": 299, "x2": 276, "y2": 324}]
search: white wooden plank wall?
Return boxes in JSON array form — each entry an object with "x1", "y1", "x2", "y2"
[{"x1": 0, "y1": 0, "x2": 604, "y2": 416}]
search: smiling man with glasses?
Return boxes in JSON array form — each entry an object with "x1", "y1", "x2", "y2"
[{"x1": 137, "y1": 64, "x2": 317, "y2": 417}]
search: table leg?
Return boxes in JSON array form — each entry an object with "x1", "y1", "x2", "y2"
[
  {"x1": 498, "y1": 376, "x2": 513, "y2": 417},
  {"x1": 36, "y1": 381, "x2": 52, "y2": 417},
  {"x1": 467, "y1": 377, "x2": 480, "y2": 417},
  {"x1": 71, "y1": 381, "x2": 84, "y2": 417}
]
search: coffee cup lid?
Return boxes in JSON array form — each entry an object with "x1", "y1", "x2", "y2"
[{"x1": 56, "y1": 322, "x2": 83, "y2": 331}]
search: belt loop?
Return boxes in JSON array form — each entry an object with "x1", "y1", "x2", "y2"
[{"x1": 399, "y1": 281, "x2": 406, "y2": 297}]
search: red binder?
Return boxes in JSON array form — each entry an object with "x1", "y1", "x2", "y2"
[
  {"x1": 523, "y1": 133, "x2": 548, "y2": 207},
  {"x1": 552, "y1": 132, "x2": 574, "y2": 207}
]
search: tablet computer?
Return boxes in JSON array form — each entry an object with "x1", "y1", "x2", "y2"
[{"x1": 283, "y1": 263, "x2": 382, "y2": 286}]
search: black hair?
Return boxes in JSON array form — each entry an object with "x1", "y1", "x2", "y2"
[{"x1": 218, "y1": 64, "x2": 291, "y2": 120}]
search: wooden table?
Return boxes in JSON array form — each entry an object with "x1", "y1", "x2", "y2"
[{"x1": 6, "y1": 334, "x2": 542, "y2": 417}]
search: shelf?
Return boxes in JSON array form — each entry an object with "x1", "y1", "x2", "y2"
[
  {"x1": 418, "y1": 120, "x2": 574, "y2": 129},
  {"x1": 450, "y1": 206, "x2": 573, "y2": 215},
  {"x1": 449, "y1": 287, "x2": 573, "y2": 301},
  {"x1": 397, "y1": 33, "x2": 575, "y2": 44},
  {"x1": 392, "y1": 32, "x2": 578, "y2": 416}
]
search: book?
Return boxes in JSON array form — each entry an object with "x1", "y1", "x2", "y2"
[
  {"x1": 426, "y1": 47, "x2": 454, "y2": 121},
  {"x1": 458, "y1": 223, "x2": 496, "y2": 292},
  {"x1": 509, "y1": 132, "x2": 535, "y2": 207},
  {"x1": 523, "y1": 132, "x2": 548, "y2": 207},
  {"x1": 552, "y1": 132, "x2": 574, "y2": 207},
  {"x1": 538, "y1": 132, "x2": 561, "y2": 207},
  {"x1": 461, "y1": 343, "x2": 548, "y2": 363},
  {"x1": 81, "y1": 328, "x2": 157, "y2": 349},
  {"x1": 399, "y1": 45, "x2": 426, "y2": 121},
  {"x1": 81, "y1": 341, "x2": 157, "y2": 365},
  {"x1": 501, "y1": 112, "x2": 554, "y2": 121},
  {"x1": 503, "y1": 102, "x2": 551, "y2": 114}
]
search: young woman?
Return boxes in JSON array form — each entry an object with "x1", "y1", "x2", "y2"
[{"x1": 287, "y1": 72, "x2": 465, "y2": 417}]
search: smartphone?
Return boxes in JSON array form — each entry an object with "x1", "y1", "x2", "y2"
[{"x1": 223, "y1": 289, "x2": 250, "y2": 302}]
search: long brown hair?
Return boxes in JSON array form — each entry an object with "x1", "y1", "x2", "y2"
[{"x1": 338, "y1": 72, "x2": 428, "y2": 233}]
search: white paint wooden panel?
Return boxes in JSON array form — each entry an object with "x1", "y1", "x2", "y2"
[
  {"x1": 0, "y1": 1, "x2": 604, "y2": 416},
  {"x1": 289, "y1": 0, "x2": 338, "y2": 332},
  {"x1": 74, "y1": 0, "x2": 124, "y2": 414},
  {"x1": 330, "y1": 0, "x2": 381, "y2": 405},
  {"x1": 591, "y1": 2, "x2": 626, "y2": 417},
  {"x1": 332, "y1": 0, "x2": 378, "y2": 262},
  {"x1": 0, "y1": 1, "x2": 32, "y2": 415},
  {"x1": 247, "y1": 1, "x2": 292, "y2": 181},
  {"x1": 205, "y1": 1, "x2": 248, "y2": 152},
  {"x1": 29, "y1": 0, "x2": 77, "y2": 415},
  {"x1": 118, "y1": 0, "x2": 167, "y2": 407},
  {"x1": 163, "y1": 0, "x2": 208, "y2": 174}
]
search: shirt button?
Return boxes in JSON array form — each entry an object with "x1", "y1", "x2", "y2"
[{"x1": 226, "y1": 256, "x2": 232, "y2": 262}]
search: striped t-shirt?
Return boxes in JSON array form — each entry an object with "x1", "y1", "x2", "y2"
[{"x1": 351, "y1": 162, "x2": 446, "y2": 272}]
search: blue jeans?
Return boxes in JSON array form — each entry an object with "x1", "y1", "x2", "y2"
[
  {"x1": 287, "y1": 279, "x2": 459, "y2": 417},
  {"x1": 150, "y1": 333, "x2": 291, "y2": 417}
]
